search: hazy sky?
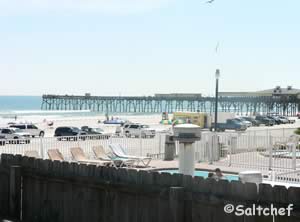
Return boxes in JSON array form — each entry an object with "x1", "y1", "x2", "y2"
[{"x1": 0, "y1": 0, "x2": 299, "y2": 96}]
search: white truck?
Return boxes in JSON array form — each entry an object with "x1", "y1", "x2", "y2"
[
  {"x1": 0, "y1": 128, "x2": 31, "y2": 144},
  {"x1": 9, "y1": 123, "x2": 45, "y2": 137},
  {"x1": 123, "y1": 123, "x2": 156, "y2": 138},
  {"x1": 210, "y1": 112, "x2": 236, "y2": 124}
]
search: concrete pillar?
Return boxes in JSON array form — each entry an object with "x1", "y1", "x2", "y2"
[{"x1": 178, "y1": 143, "x2": 195, "y2": 176}]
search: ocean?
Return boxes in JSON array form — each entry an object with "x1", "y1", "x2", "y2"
[
  {"x1": 0, "y1": 96, "x2": 158, "y2": 126},
  {"x1": 0, "y1": 96, "x2": 42, "y2": 112},
  {"x1": 0, "y1": 96, "x2": 98, "y2": 125}
]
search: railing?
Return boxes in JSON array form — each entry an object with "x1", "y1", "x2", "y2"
[
  {"x1": 227, "y1": 135, "x2": 300, "y2": 171},
  {"x1": 0, "y1": 133, "x2": 166, "y2": 161},
  {"x1": 241, "y1": 127, "x2": 299, "y2": 138},
  {"x1": 1, "y1": 130, "x2": 300, "y2": 183},
  {"x1": 275, "y1": 169, "x2": 300, "y2": 184},
  {"x1": 190, "y1": 131, "x2": 300, "y2": 172}
]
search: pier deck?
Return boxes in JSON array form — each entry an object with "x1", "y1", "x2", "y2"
[{"x1": 42, "y1": 93, "x2": 300, "y2": 116}]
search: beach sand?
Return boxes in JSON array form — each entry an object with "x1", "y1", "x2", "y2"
[
  {"x1": 30, "y1": 114, "x2": 169, "y2": 137},
  {"x1": 1, "y1": 112, "x2": 299, "y2": 138}
]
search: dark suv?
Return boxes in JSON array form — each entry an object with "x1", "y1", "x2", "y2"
[
  {"x1": 255, "y1": 116, "x2": 275, "y2": 126},
  {"x1": 54, "y1": 127, "x2": 87, "y2": 140},
  {"x1": 81, "y1": 126, "x2": 111, "y2": 139},
  {"x1": 241, "y1": 116, "x2": 260, "y2": 126},
  {"x1": 266, "y1": 116, "x2": 282, "y2": 125}
]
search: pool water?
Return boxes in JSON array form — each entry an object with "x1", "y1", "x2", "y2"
[{"x1": 160, "y1": 170, "x2": 239, "y2": 182}]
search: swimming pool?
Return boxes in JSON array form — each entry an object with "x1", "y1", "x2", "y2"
[{"x1": 159, "y1": 169, "x2": 239, "y2": 181}]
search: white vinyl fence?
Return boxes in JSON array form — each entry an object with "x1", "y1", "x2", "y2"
[
  {"x1": 1, "y1": 129, "x2": 300, "y2": 183},
  {"x1": 0, "y1": 134, "x2": 166, "y2": 161}
]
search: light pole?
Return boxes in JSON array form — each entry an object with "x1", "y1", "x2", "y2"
[{"x1": 214, "y1": 69, "x2": 220, "y2": 132}]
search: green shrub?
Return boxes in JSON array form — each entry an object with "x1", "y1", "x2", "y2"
[{"x1": 295, "y1": 128, "x2": 300, "y2": 135}]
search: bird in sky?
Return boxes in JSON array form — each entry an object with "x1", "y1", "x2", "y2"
[{"x1": 206, "y1": 0, "x2": 215, "y2": 3}]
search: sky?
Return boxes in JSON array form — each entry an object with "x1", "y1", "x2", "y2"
[{"x1": 0, "y1": 0, "x2": 299, "y2": 96}]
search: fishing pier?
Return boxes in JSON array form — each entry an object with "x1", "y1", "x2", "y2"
[{"x1": 41, "y1": 87, "x2": 300, "y2": 116}]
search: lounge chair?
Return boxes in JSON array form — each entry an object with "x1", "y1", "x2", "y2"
[
  {"x1": 109, "y1": 144, "x2": 152, "y2": 167},
  {"x1": 24, "y1": 150, "x2": 39, "y2": 158},
  {"x1": 48, "y1": 149, "x2": 64, "y2": 161},
  {"x1": 70, "y1": 147, "x2": 113, "y2": 166},
  {"x1": 92, "y1": 145, "x2": 135, "y2": 167}
]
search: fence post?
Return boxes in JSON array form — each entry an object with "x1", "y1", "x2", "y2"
[
  {"x1": 209, "y1": 134, "x2": 213, "y2": 164},
  {"x1": 158, "y1": 133, "x2": 162, "y2": 155},
  {"x1": 228, "y1": 135, "x2": 232, "y2": 167},
  {"x1": 169, "y1": 187, "x2": 185, "y2": 222},
  {"x1": 254, "y1": 131, "x2": 257, "y2": 149},
  {"x1": 39, "y1": 136, "x2": 44, "y2": 159},
  {"x1": 9, "y1": 165, "x2": 22, "y2": 220},
  {"x1": 77, "y1": 134, "x2": 80, "y2": 148},
  {"x1": 292, "y1": 143, "x2": 297, "y2": 170},
  {"x1": 139, "y1": 130, "x2": 143, "y2": 156},
  {"x1": 247, "y1": 133, "x2": 250, "y2": 151},
  {"x1": 268, "y1": 135, "x2": 273, "y2": 170}
]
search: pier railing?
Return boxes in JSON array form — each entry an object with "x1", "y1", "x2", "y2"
[{"x1": 42, "y1": 94, "x2": 300, "y2": 116}]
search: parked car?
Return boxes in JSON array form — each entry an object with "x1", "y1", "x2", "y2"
[
  {"x1": 216, "y1": 119, "x2": 247, "y2": 132},
  {"x1": 266, "y1": 116, "x2": 282, "y2": 125},
  {"x1": 103, "y1": 119, "x2": 126, "y2": 125},
  {"x1": 234, "y1": 118, "x2": 252, "y2": 128},
  {"x1": 0, "y1": 135, "x2": 5, "y2": 146},
  {"x1": 54, "y1": 127, "x2": 87, "y2": 141},
  {"x1": 122, "y1": 122, "x2": 132, "y2": 130},
  {"x1": 285, "y1": 117, "x2": 296, "y2": 124},
  {"x1": 81, "y1": 126, "x2": 111, "y2": 139},
  {"x1": 123, "y1": 124, "x2": 156, "y2": 138},
  {"x1": 0, "y1": 128, "x2": 31, "y2": 144},
  {"x1": 240, "y1": 116, "x2": 260, "y2": 126},
  {"x1": 255, "y1": 116, "x2": 275, "y2": 126},
  {"x1": 276, "y1": 116, "x2": 289, "y2": 124},
  {"x1": 9, "y1": 124, "x2": 45, "y2": 137}
]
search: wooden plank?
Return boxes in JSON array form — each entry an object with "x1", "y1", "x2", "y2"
[
  {"x1": 40, "y1": 160, "x2": 51, "y2": 222},
  {"x1": 259, "y1": 183, "x2": 273, "y2": 203},
  {"x1": 46, "y1": 160, "x2": 63, "y2": 222},
  {"x1": 127, "y1": 169, "x2": 138, "y2": 185},
  {"x1": 182, "y1": 175, "x2": 193, "y2": 190},
  {"x1": 136, "y1": 170, "x2": 156, "y2": 222},
  {"x1": 170, "y1": 173, "x2": 184, "y2": 187},
  {"x1": 287, "y1": 187, "x2": 300, "y2": 222},
  {"x1": 9, "y1": 165, "x2": 21, "y2": 220},
  {"x1": 0, "y1": 166, "x2": 9, "y2": 217},
  {"x1": 169, "y1": 187, "x2": 184, "y2": 222},
  {"x1": 156, "y1": 172, "x2": 171, "y2": 222}
]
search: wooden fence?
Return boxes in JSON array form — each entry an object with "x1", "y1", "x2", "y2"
[{"x1": 0, "y1": 154, "x2": 300, "y2": 222}]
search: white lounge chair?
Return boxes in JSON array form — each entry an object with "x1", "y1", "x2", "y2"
[
  {"x1": 92, "y1": 145, "x2": 135, "y2": 167},
  {"x1": 71, "y1": 147, "x2": 113, "y2": 167},
  {"x1": 48, "y1": 149, "x2": 65, "y2": 161},
  {"x1": 24, "y1": 150, "x2": 39, "y2": 158},
  {"x1": 109, "y1": 144, "x2": 152, "y2": 167}
]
